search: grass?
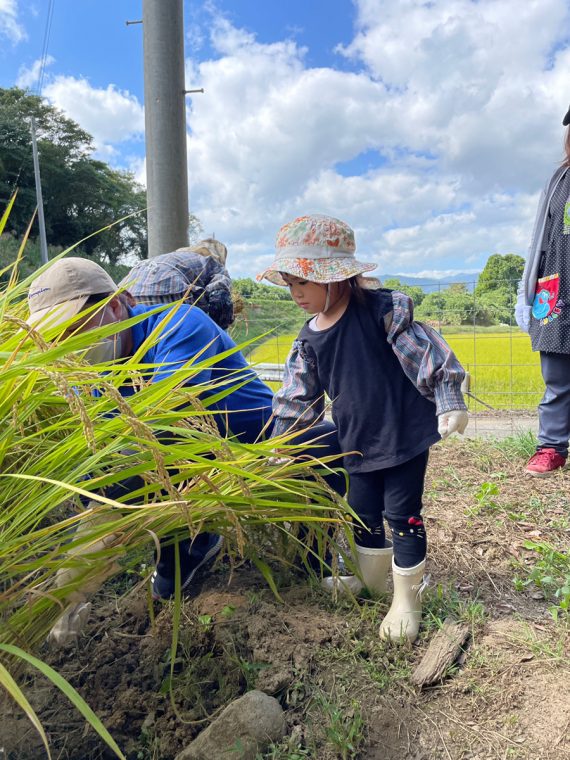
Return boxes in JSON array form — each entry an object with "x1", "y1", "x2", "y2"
[{"x1": 248, "y1": 330, "x2": 543, "y2": 410}]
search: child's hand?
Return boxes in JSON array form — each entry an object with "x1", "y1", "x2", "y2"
[{"x1": 438, "y1": 410, "x2": 468, "y2": 439}]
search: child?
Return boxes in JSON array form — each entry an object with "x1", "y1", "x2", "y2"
[
  {"x1": 515, "y1": 103, "x2": 570, "y2": 476},
  {"x1": 257, "y1": 214, "x2": 468, "y2": 643}
]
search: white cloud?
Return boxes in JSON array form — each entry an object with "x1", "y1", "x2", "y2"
[
  {"x1": 43, "y1": 76, "x2": 144, "y2": 158},
  {"x1": 16, "y1": 55, "x2": 54, "y2": 88},
  {"x1": 0, "y1": 0, "x2": 25, "y2": 43},
  {"x1": 175, "y1": 3, "x2": 570, "y2": 277},
  {"x1": 28, "y1": 3, "x2": 567, "y2": 278}
]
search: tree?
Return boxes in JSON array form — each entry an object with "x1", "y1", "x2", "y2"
[
  {"x1": 383, "y1": 277, "x2": 425, "y2": 306},
  {"x1": 232, "y1": 277, "x2": 292, "y2": 301},
  {"x1": 474, "y1": 253, "x2": 525, "y2": 296},
  {"x1": 0, "y1": 87, "x2": 147, "y2": 265},
  {"x1": 415, "y1": 291, "x2": 448, "y2": 324}
]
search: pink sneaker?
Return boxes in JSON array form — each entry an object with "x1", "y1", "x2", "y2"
[{"x1": 525, "y1": 448, "x2": 566, "y2": 477}]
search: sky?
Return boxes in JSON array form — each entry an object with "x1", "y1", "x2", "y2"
[{"x1": 1, "y1": 0, "x2": 570, "y2": 280}]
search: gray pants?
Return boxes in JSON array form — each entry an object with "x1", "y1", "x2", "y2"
[{"x1": 538, "y1": 352, "x2": 570, "y2": 457}]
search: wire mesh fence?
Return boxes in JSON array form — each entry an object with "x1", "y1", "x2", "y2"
[{"x1": 230, "y1": 279, "x2": 543, "y2": 439}]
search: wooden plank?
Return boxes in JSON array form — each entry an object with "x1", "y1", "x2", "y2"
[{"x1": 411, "y1": 618, "x2": 470, "y2": 688}]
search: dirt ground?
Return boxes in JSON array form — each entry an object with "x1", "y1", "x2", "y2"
[{"x1": 3, "y1": 437, "x2": 570, "y2": 760}]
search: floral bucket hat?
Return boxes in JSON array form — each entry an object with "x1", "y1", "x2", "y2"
[{"x1": 257, "y1": 214, "x2": 377, "y2": 286}]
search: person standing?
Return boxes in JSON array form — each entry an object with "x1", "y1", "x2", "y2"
[
  {"x1": 258, "y1": 214, "x2": 468, "y2": 643},
  {"x1": 516, "y1": 104, "x2": 570, "y2": 477}
]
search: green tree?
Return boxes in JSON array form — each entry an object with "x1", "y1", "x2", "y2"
[
  {"x1": 383, "y1": 277, "x2": 425, "y2": 306},
  {"x1": 474, "y1": 253, "x2": 525, "y2": 296},
  {"x1": 232, "y1": 277, "x2": 292, "y2": 301},
  {"x1": 0, "y1": 87, "x2": 147, "y2": 265}
]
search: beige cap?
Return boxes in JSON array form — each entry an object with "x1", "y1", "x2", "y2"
[{"x1": 27, "y1": 257, "x2": 118, "y2": 329}]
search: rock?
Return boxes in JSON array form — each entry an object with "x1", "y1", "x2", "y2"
[{"x1": 175, "y1": 690, "x2": 286, "y2": 760}]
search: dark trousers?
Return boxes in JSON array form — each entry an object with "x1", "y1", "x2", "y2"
[
  {"x1": 289, "y1": 423, "x2": 429, "y2": 569},
  {"x1": 348, "y1": 452, "x2": 429, "y2": 568},
  {"x1": 538, "y1": 352, "x2": 570, "y2": 457}
]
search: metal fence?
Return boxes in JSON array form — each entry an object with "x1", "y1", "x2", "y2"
[{"x1": 230, "y1": 279, "x2": 543, "y2": 438}]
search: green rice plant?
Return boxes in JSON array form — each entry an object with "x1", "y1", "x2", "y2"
[{"x1": 0, "y1": 202, "x2": 354, "y2": 756}]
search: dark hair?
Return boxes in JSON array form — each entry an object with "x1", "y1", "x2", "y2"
[
  {"x1": 348, "y1": 275, "x2": 382, "y2": 305},
  {"x1": 83, "y1": 292, "x2": 112, "y2": 307}
]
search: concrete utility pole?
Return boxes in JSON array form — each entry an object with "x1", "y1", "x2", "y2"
[
  {"x1": 142, "y1": 0, "x2": 189, "y2": 257},
  {"x1": 30, "y1": 117, "x2": 49, "y2": 265}
]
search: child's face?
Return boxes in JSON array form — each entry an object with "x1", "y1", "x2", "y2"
[{"x1": 281, "y1": 274, "x2": 327, "y2": 314}]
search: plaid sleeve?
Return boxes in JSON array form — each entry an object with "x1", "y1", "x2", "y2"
[
  {"x1": 271, "y1": 339, "x2": 325, "y2": 438},
  {"x1": 386, "y1": 291, "x2": 467, "y2": 415}
]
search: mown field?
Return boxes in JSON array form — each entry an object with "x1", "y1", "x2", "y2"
[{"x1": 246, "y1": 329, "x2": 544, "y2": 411}]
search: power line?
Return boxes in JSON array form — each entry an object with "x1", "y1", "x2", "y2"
[{"x1": 37, "y1": 0, "x2": 55, "y2": 96}]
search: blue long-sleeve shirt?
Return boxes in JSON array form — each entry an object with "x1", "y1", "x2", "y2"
[{"x1": 121, "y1": 304, "x2": 274, "y2": 443}]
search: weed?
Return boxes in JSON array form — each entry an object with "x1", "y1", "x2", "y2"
[
  {"x1": 423, "y1": 583, "x2": 486, "y2": 635},
  {"x1": 514, "y1": 540, "x2": 570, "y2": 619},
  {"x1": 505, "y1": 621, "x2": 569, "y2": 662},
  {"x1": 493, "y1": 431, "x2": 537, "y2": 459},
  {"x1": 258, "y1": 742, "x2": 312, "y2": 759},
  {"x1": 467, "y1": 481, "x2": 501, "y2": 516},
  {"x1": 197, "y1": 614, "x2": 213, "y2": 631},
  {"x1": 313, "y1": 692, "x2": 365, "y2": 760}
]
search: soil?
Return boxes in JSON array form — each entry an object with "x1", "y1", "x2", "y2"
[{"x1": 3, "y1": 439, "x2": 570, "y2": 760}]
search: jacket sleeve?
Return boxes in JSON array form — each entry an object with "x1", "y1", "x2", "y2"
[
  {"x1": 271, "y1": 339, "x2": 325, "y2": 437},
  {"x1": 385, "y1": 291, "x2": 467, "y2": 414},
  {"x1": 515, "y1": 180, "x2": 548, "y2": 333}
]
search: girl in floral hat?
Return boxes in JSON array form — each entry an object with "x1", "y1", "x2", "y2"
[{"x1": 258, "y1": 214, "x2": 468, "y2": 643}]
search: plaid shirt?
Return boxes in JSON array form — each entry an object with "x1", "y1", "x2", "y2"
[
  {"x1": 121, "y1": 252, "x2": 234, "y2": 329},
  {"x1": 272, "y1": 290, "x2": 466, "y2": 437}
]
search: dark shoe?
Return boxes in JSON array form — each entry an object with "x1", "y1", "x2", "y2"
[
  {"x1": 525, "y1": 448, "x2": 566, "y2": 477},
  {"x1": 151, "y1": 533, "x2": 223, "y2": 600}
]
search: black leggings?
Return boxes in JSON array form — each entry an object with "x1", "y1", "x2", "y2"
[
  {"x1": 348, "y1": 451, "x2": 429, "y2": 568},
  {"x1": 288, "y1": 423, "x2": 428, "y2": 569}
]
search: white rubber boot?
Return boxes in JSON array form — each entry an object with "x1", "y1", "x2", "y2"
[
  {"x1": 321, "y1": 541, "x2": 393, "y2": 596},
  {"x1": 379, "y1": 558, "x2": 427, "y2": 644}
]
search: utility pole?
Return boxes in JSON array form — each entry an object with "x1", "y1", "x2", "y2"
[
  {"x1": 30, "y1": 117, "x2": 49, "y2": 265},
  {"x1": 142, "y1": 0, "x2": 189, "y2": 257}
]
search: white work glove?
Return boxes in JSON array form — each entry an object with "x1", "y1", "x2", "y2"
[
  {"x1": 49, "y1": 602, "x2": 92, "y2": 646},
  {"x1": 48, "y1": 506, "x2": 121, "y2": 646},
  {"x1": 437, "y1": 410, "x2": 469, "y2": 439},
  {"x1": 267, "y1": 448, "x2": 292, "y2": 466}
]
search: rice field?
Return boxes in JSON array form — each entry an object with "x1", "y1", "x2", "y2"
[{"x1": 248, "y1": 330, "x2": 544, "y2": 411}]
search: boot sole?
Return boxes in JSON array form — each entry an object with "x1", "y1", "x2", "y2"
[{"x1": 525, "y1": 467, "x2": 566, "y2": 478}]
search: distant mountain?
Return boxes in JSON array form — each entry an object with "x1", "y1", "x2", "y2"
[{"x1": 380, "y1": 272, "x2": 480, "y2": 293}]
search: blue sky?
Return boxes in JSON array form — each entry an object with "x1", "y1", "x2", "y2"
[{"x1": 2, "y1": 0, "x2": 570, "y2": 278}]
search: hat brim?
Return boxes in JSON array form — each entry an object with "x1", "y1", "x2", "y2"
[
  {"x1": 257, "y1": 257, "x2": 377, "y2": 286},
  {"x1": 26, "y1": 296, "x2": 90, "y2": 331}
]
